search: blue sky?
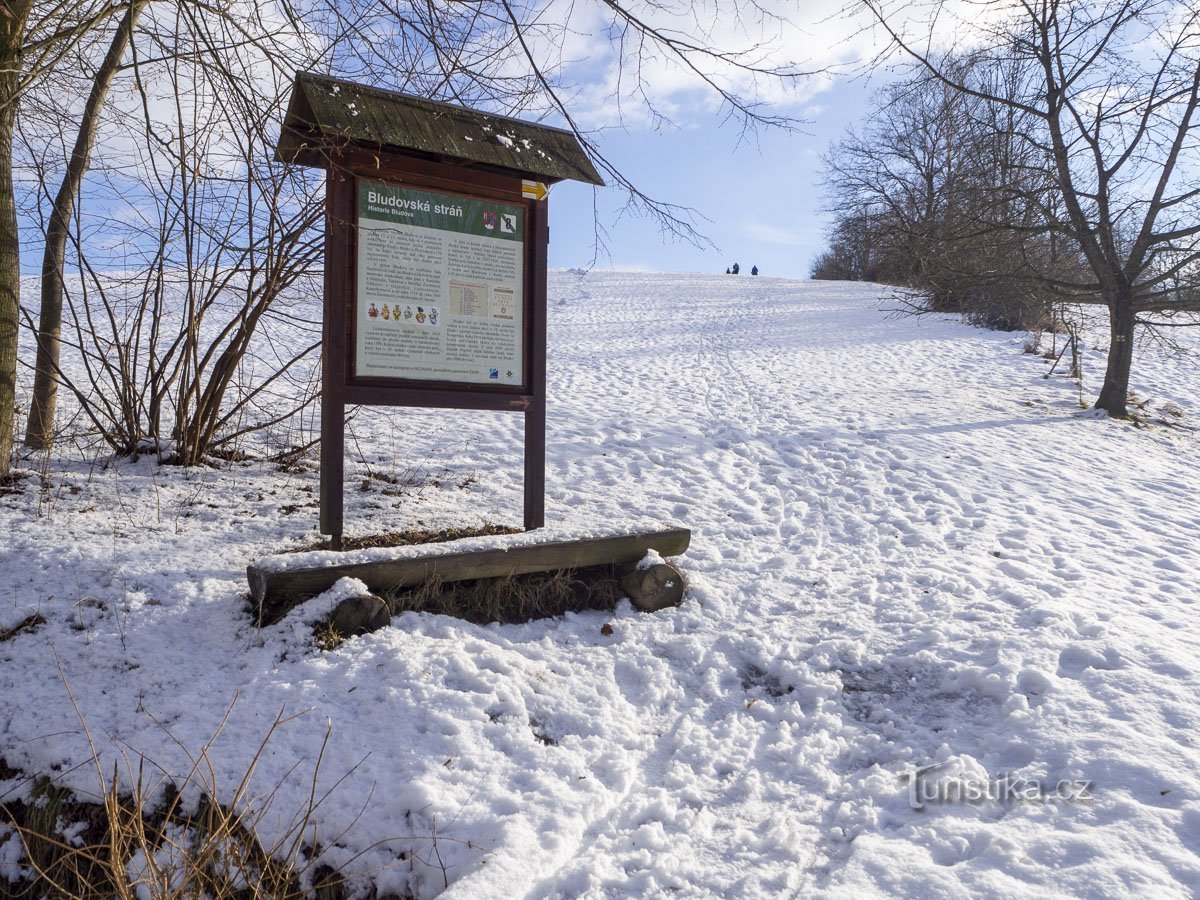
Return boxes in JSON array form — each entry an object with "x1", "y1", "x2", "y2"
[
  {"x1": 546, "y1": 75, "x2": 879, "y2": 280},
  {"x1": 15, "y1": 0, "x2": 892, "y2": 282},
  {"x1": 534, "y1": 0, "x2": 989, "y2": 279},
  {"x1": 23, "y1": 73, "x2": 877, "y2": 283},
  {"x1": 527, "y1": 0, "x2": 900, "y2": 282},
  {"x1": 533, "y1": 0, "x2": 913, "y2": 281}
]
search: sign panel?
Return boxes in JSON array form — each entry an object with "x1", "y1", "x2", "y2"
[{"x1": 355, "y1": 179, "x2": 526, "y2": 386}]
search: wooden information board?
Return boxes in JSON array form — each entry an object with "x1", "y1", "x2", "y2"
[
  {"x1": 321, "y1": 151, "x2": 549, "y2": 544},
  {"x1": 276, "y1": 74, "x2": 603, "y2": 546}
]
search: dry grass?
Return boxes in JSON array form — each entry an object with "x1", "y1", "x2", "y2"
[
  {"x1": 312, "y1": 620, "x2": 346, "y2": 652},
  {"x1": 307, "y1": 566, "x2": 628, "y2": 649},
  {"x1": 1, "y1": 767, "x2": 319, "y2": 898},
  {"x1": 0, "y1": 684, "x2": 377, "y2": 900},
  {"x1": 382, "y1": 564, "x2": 626, "y2": 626},
  {"x1": 0, "y1": 614, "x2": 45, "y2": 644},
  {"x1": 292, "y1": 524, "x2": 519, "y2": 554}
]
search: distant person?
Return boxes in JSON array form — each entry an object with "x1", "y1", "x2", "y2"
[
  {"x1": 751, "y1": 265, "x2": 759, "y2": 276},
  {"x1": 731, "y1": 262, "x2": 740, "y2": 274},
  {"x1": 725, "y1": 267, "x2": 731, "y2": 274}
]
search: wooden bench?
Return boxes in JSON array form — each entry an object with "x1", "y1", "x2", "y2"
[{"x1": 248, "y1": 527, "x2": 691, "y2": 626}]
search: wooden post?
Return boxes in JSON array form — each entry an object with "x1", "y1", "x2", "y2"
[
  {"x1": 320, "y1": 160, "x2": 352, "y2": 547},
  {"x1": 524, "y1": 194, "x2": 548, "y2": 530}
]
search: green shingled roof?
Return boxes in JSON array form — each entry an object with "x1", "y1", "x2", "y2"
[{"x1": 275, "y1": 73, "x2": 604, "y2": 186}]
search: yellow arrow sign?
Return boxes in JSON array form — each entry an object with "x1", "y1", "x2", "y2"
[{"x1": 522, "y1": 180, "x2": 549, "y2": 201}]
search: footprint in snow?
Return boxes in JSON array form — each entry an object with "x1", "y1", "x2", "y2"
[{"x1": 1057, "y1": 644, "x2": 1123, "y2": 677}]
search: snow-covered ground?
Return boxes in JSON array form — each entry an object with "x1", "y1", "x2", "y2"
[{"x1": 3, "y1": 270, "x2": 1200, "y2": 897}]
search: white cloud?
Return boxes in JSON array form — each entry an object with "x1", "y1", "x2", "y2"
[
  {"x1": 738, "y1": 219, "x2": 815, "y2": 247},
  {"x1": 526, "y1": 0, "x2": 1019, "y2": 133}
]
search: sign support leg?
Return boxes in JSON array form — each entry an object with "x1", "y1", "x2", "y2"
[
  {"x1": 524, "y1": 402, "x2": 545, "y2": 530},
  {"x1": 524, "y1": 193, "x2": 549, "y2": 531},
  {"x1": 320, "y1": 162, "x2": 351, "y2": 549},
  {"x1": 320, "y1": 394, "x2": 344, "y2": 548}
]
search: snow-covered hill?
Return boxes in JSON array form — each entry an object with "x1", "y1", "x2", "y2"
[{"x1": 3, "y1": 270, "x2": 1200, "y2": 897}]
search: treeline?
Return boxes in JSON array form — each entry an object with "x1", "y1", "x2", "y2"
[
  {"x1": 811, "y1": 56, "x2": 1086, "y2": 332},
  {"x1": 811, "y1": 0, "x2": 1200, "y2": 420}
]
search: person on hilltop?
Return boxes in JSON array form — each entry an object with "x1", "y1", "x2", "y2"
[
  {"x1": 726, "y1": 267, "x2": 731, "y2": 274},
  {"x1": 751, "y1": 265, "x2": 759, "y2": 276},
  {"x1": 731, "y1": 262, "x2": 740, "y2": 274}
]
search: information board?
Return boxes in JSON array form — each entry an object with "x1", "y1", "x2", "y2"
[{"x1": 355, "y1": 179, "x2": 525, "y2": 386}]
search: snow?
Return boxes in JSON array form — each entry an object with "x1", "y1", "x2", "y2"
[
  {"x1": 285, "y1": 576, "x2": 373, "y2": 627},
  {"x1": 0, "y1": 826, "x2": 26, "y2": 886},
  {"x1": 3, "y1": 270, "x2": 1200, "y2": 897},
  {"x1": 255, "y1": 524, "x2": 672, "y2": 574}
]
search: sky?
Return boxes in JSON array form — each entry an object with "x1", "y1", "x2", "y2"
[
  {"x1": 13, "y1": 0, "x2": 901, "y2": 281},
  {"x1": 524, "y1": 0, "x2": 910, "y2": 280},
  {"x1": 546, "y1": 75, "x2": 880, "y2": 280}
]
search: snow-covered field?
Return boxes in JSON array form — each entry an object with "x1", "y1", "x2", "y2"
[{"x1": 3, "y1": 270, "x2": 1200, "y2": 897}]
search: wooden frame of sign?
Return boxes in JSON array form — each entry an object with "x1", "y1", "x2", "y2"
[
  {"x1": 321, "y1": 149, "x2": 548, "y2": 543},
  {"x1": 276, "y1": 74, "x2": 603, "y2": 548}
]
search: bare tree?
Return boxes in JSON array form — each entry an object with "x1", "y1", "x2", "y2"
[
  {"x1": 817, "y1": 53, "x2": 1079, "y2": 331},
  {"x1": 860, "y1": 0, "x2": 1200, "y2": 417},
  {"x1": 0, "y1": 8, "x2": 25, "y2": 481},
  {"x1": 11, "y1": 0, "x2": 820, "y2": 470},
  {"x1": 28, "y1": 0, "x2": 327, "y2": 464},
  {"x1": 22, "y1": 0, "x2": 148, "y2": 451},
  {"x1": 819, "y1": 68, "x2": 975, "y2": 293},
  {"x1": 0, "y1": 0, "x2": 126, "y2": 478}
]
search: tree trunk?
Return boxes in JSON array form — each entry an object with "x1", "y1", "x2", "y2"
[
  {"x1": 0, "y1": 68, "x2": 21, "y2": 479},
  {"x1": 1094, "y1": 295, "x2": 1135, "y2": 418},
  {"x1": 24, "y1": 0, "x2": 145, "y2": 450}
]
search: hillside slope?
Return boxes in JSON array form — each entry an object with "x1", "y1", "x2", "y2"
[{"x1": 2, "y1": 271, "x2": 1200, "y2": 897}]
